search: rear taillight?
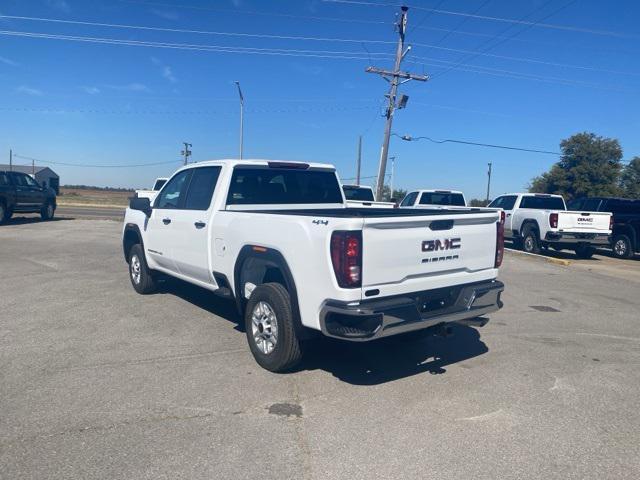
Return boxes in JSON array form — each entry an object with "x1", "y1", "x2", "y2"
[
  {"x1": 609, "y1": 215, "x2": 613, "y2": 231},
  {"x1": 330, "y1": 231, "x2": 362, "y2": 288},
  {"x1": 495, "y1": 211, "x2": 505, "y2": 268},
  {"x1": 549, "y1": 212, "x2": 558, "y2": 229}
]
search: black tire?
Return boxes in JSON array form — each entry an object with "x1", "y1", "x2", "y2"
[
  {"x1": 128, "y1": 244, "x2": 157, "y2": 294},
  {"x1": 574, "y1": 244, "x2": 595, "y2": 259},
  {"x1": 521, "y1": 224, "x2": 541, "y2": 254},
  {"x1": 40, "y1": 202, "x2": 55, "y2": 221},
  {"x1": 0, "y1": 201, "x2": 7, "y2": 224},
  {"x1": 245, "y1": 283, "x2": 303, "y2": 373},
  {"x1": 612, "y1": 234, "x2": 633, "y2": 259}
]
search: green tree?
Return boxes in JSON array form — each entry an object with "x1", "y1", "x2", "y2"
[
  {"x1": 379, "y1": 185, "x2": 407, "y2": 202},
  {"x1": 529, "y1": 132, "x2": 623, "y2": 200},
  {"x1": 620, "y1": 157, "x2": 640, "y2": 198}
]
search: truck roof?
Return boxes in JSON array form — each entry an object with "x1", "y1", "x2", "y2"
[
  {"x1": 180, "y1": 159, "x2": 336, "y2": 171},
  {"x1": 502, "y1": 192, "x2": 564, "y2": 198},
  {"x1": 413, "y1": 189, "x2": 464, "y2": 195}
]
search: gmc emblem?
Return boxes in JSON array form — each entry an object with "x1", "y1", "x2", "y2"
[
  {"x1": 578, "y1": 217, "x2": 593, "y2": 222},
  {"x1": 422, "y1": 238, "x2": 461, "y2": 252}
]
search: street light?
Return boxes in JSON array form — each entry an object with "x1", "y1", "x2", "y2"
[{"x1": 234, "y1": 81, "x2": 244, "y2": 160}]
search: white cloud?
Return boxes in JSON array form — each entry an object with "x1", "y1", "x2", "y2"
[
  {"x1": 0, "y1": 55, "x2": 18, "y2": 66},
  {"x1": 150, "y1": 8, "x2": 179, "y2": 20},
  {"x1": 46, "y1": 0, "x2": 71, "y2": 13},
  {"x1": 16, "y1": 85, "x2": 43, "y2": 96},
  {"x1": 105, "y1": 83, "x2": 150, "y2": 92},
  {"x1": 151, "y1": 57, "x2": 177, "y2": 83},
  {"x1": 82, "y1": 86, "x2": 100, "y2": 95}
]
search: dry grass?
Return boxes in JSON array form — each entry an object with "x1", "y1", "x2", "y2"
[{"x1": 58, "y1": 187, "x2": 133, "y2": 207}]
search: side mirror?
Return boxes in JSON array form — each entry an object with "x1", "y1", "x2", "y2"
[{"x1": 130, "y1": 197, "x2": 152, "y2": 217}]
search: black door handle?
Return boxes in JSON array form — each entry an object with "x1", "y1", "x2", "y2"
[
  {"x1": 162, "y1": 218, "x2": 171, "y2": 225},
  {"x1": 194, "y1": 221, "x2": 206, "y2": 229}
]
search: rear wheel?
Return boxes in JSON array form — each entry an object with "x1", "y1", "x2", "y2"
[
  {"x1": 612, "y1": 234, "x2": 633, "y2": 259},
  {"x1": 574, "y1": 244, "x2": 595, "y2": 259},
  {"x1": 245, "y1": 283, "x2": 303, "y2": 372},
  {"x1": 128, "y1": 244, "x2": 157, "y2": 294},
  {"x1": 40, "y1": 202, "x2": 55, "y2": 221},
  {"x1": 521, "y1": 224, "x2": 541, "y2": 254}
]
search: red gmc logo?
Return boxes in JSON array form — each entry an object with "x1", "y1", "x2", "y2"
[{"x1": 422, "y1": 238, "x2": 461, "y2": 252}]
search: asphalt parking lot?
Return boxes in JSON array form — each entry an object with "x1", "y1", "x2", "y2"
[{"x1": 2, "y1": 219, "x2": 639, "y2": 480}]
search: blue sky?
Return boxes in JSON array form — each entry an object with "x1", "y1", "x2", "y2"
[{"x1": 1, "y1": 0, "x2": 639, "y2": 198}]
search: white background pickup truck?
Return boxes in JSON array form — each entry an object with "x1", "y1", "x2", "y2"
[
  {"x1": 123, "y1": 160, "x2": 505, "y2": 372},
  {"x1": 134, "y1": 177, "x2": 168, "y2": 202},
  {"x1": 488, "y1": 193, "x2": 612, "y2": 258},
  {"x1": 400, "y1": 189, "x2": 467, "y2": 208}
]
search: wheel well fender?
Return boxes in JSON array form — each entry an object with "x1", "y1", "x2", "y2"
[
  {"x1": 520, "y1": 219, "x2": 540, "y2": 237},
  {"x1": 233, "y1": 245, "x2": 305, "y2": 337},
  {"x1": 123, "y1": 223, "x2": 144, "y2": 263}
]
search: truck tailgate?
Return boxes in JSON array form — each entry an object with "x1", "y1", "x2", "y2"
[
  {"x1": 558, "y1": 211, "x2": 610, "y2": 232},
  {"x1": 361, "y1": 211, "x2": 500, "y2": 295}
]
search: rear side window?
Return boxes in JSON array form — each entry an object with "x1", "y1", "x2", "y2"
[
  {"x1": 343, "y1": 186, "x2": 375, "y2": 202},
  {"x1": 0, "y1": 173, "x2": 9, "y2": 186},
  {"x1": 520, "y1": 196, "x2": 566, "y2": 210},
  {"x1": 419, "y1": 192, "x2": 465, "y2": 206},
  {"x1": 184, "y1": 167, "x2": 221, "y2": 210},
  {"x1": 226, "y1": 168, "x2": 343, "y2": 205},
  {"x1": 155, "y1": 170, "x2": 192, "y2": 209},
  {"x1": 489, "y1": 195, "x2": 517, "y2": 210},
  {"x1": 400, "y1": 192, "x2": 418, "y2": 206}
]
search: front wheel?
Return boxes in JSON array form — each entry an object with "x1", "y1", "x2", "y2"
[
  {"x1": 245, "y1": 283, "x2": 303, "y2": 372},
  {"x1": 612, "y1": 235, "x2": 633, "y2": 259},
  {"x1": 574, "y1": 244, "x2": 595, "y2": 259},
  {"x1": 40, "y1": 202, "x2": 55, "y2": 221},
  {"x1": 128, "y1": 244, "x2": 157, "y2": 294},
  {"x1": 0, "y1": 202, "x2": 7, "y2": 224}
]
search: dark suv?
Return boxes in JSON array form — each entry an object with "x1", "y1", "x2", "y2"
[
  {"x1": 0, "y1": 170, "x2": 57, "y2": 224},
  {"x1": 568, "y1": 197, "x2": 640, "y2": 259}
]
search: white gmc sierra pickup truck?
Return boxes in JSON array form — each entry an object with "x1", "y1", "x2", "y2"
[
  {"x1": 488, "y1": 193, "x2": 612, "y2": 258},
  {"x1": 122, "y1": 160, "x2": 505, "y2": 372}
]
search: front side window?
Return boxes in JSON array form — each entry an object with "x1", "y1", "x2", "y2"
[
  {"x1": 153, "y1": 179, "x2": 167, "y2": 191},
  {"x1": 184, "y1": 167, "x2": 222, "y2": 210},
  {"x1": 155, "y1": 170, "x2": 192, "y2": 209},
  {"x1": 23, "y1": 175, "x2": 39, "y2": 187},
  {"x1": 226, "y1": 167, "x2": 343, "y2": 205},
  {"x1": 0, "y1": 173, "x2": 9, "y2": 186},
  {"x1": 400, "y1": 192, "x2": 418, "y2": 206}
]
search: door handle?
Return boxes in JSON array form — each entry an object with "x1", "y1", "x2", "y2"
[
  {"x1": 162, "y1": 218, "x2": 171, "y2": 225},
  {"x1": 194, "y1": 221, "x2": 206, "y2": 229}
]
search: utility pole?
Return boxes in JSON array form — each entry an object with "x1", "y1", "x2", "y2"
[
  {"x1": 366, "y1": 5, "x2": 428, "y2": 201},
  {"x1": 32, "y1": 158, "x2": 35, "y2": 175},
  {"x1": 181, "y1": 142, "x2": 192, "y2": 165},
  {"x1": 389, "y1": 156, "x2": 396, "y2": 198},
  {"x1": 486, "y1": 162, "x2": 492, "y2": 203},
  {"x1": 235, "y1": 81, "x2": 244, "y2": 160},
  {"x1": 9, "y1": 149, "x2": 12, "y2": 171},
  {"x1": 355, "y1": 135, "x2": 362, "y2": 185}
]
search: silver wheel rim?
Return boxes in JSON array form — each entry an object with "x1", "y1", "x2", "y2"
[
  {"x1": 614, "y1": 239, "x2": 627, "y2": 256},
  {"x1": 251, "y1": 301, "x2": 278, "y2": 355},
  {"x1": 524, "y1": 236, "x2": 534, "y2": 252},
  {"x1": 130, "y1": 254, "x2": 142, "y2": 284}
]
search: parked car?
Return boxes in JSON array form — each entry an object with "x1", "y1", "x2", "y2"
[
  {"x1": 342, "y1": 184, "x2": 394, "y2": 208},
  {"x1": 400, "y1": 189, "x2": 467, "y2": 208},
  {"x1": 0, "y1": 170, "x2": 57, "y2": 223},
  {"x1": 135, "y1": 177, "x2": 169, "y2": 202},
  {"x1": 122, "y1": 160, "x2": 505, "y2": 372},
  {"x1": 488, "y1": 193, "x2": 611, "y2": 258},
  {"x1": 567, "y1": 197, "x2": 640, "y2": 259}
]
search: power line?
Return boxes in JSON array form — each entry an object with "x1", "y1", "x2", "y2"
[
  {"x1": 321, "y1": 0, "x2": 640, "y2": 39},
  {"x1": 13, "y1": 154, "x2": 181, "y2": 168}
]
